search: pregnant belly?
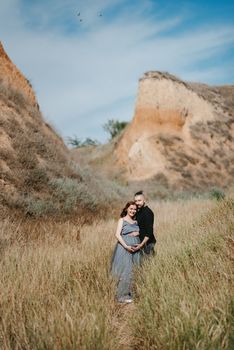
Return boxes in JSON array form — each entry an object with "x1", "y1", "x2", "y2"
[
  {"x1": 123, "y1": 235, "x2": 140, "y2": 246},
  {"x1": 127, "y1": 231, "x2": 139, "y2": 237}
]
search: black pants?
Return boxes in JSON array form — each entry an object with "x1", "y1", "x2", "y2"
[{"x1": 142, "y1": 242, "x2": 156, "y2": 256}]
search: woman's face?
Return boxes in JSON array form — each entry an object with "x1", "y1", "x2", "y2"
[{"x1": 127, "y1": 204, "x2": 137, "y2": 217}]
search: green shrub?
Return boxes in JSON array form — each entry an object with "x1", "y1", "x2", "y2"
[
  {"x1": 49, "y1": 177, "x2": 97, "y2": 211},
  {"x1": 210, "y1": 188, "x2": 225, "y2": 201},
  {"x1": 103, "y1": 119, "x2": 128, "y2": 139},
  {"x1": 67, "y1": 136, "x2": 100, "y2": 148},
  {"x1": 70, "y1": 162, "x2": 126, "y2": 202},
  {"x1": 23, "y1": 168, "x2": 49, "y2": 190},
  {"x1": 23, "y1": 196, "x2": 57, "y2": 217}
]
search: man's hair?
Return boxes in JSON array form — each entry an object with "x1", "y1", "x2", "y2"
[{"x1": 134, "y1": 190, "x2": 144, "y2": 197}]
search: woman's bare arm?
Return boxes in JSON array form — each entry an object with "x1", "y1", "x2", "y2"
[{"x1": 115, "y1": 219, "x2": 134, "y2": 252}]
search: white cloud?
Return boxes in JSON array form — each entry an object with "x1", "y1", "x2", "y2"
[{"x1": 1, "y1": 0, "x2": 234, "y2": 142}]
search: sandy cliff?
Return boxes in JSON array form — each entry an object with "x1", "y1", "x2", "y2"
[
  {"x1": 115, "y1": 72, "x2": 234, "y2": 189},
  {"x1": 0, "y1": 42, "x2": 37, "y2": 106},
  {"x1": 0, "y1": 42, "x2": 74, "y2": 214}
]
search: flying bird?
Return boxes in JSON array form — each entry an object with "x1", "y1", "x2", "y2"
[{"x1": 76, "y1": 10, "x2": 103, "y2": 23}]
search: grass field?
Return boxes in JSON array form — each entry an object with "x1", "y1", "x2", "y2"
[{"x1": 0, "y1": 195, "x2": 233, "y2": 349}]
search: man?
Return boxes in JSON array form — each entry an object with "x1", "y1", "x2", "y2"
[{"x1": 133, "y1": 191, "x2": 156, "y2": 256}]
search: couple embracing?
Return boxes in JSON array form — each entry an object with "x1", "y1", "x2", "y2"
[{"x1": 110, "y1": 191, "x2": 156, "y2": 303}]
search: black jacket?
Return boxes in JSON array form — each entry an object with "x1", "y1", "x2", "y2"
[{"x1": 136, "y1": 205, "x2": 156, "y2": 244}]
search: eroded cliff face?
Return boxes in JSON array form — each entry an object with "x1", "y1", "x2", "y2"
[
  {"x1": 0, "y1": 42, "x2": 73, "y2": 214},
  {"x1": 116, "y1": 72, "x2": 234, "y2": 189},
  {"x1": 0, "y1": 42, "x2": 37, "y2": 106}
]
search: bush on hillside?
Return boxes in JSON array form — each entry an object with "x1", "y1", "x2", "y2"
[
  {"x1": 210, "y1": 187, "x2": 225, "y2": 201},
  {"x1": 67, "y1": 136, "x2": 100, "y2": 148},
  {"x1": 70, "y1": 162, "x2": 126, "y2": 202},
  {"x1": 24, "y1": 196, "x2": 57, "y2": 217},
  {"x1": 103, "y1": 119, "x2": 128, "y2": 139},
  {"x1": 49, "y1": 177, "x2": 98, "y2": 211},
  {"x1": 0, "y1": 80, "x2": 29, "y2": 111}
]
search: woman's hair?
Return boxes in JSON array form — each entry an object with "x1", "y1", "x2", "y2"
[{"x1": 120, "y1": 201, "x2": 137, "y2": 218}]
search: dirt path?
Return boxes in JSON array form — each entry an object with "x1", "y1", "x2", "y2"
[{"x1": 114, "y1": 303, "x2": 136, "y2": 350}]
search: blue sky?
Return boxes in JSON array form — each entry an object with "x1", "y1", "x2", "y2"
[{"x1": 1, "y1": 0, "x2": 234, "y2": 143}]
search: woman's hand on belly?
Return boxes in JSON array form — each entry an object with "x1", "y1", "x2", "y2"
[
  {"x1": 126, "y1": 245, "x2": 135, "y2": 252},
  {"x1": 131, "y1": 243, "x2": 142, "y2": 252}
]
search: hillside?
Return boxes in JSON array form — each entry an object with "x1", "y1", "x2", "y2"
[
  {"x1": 0, "y1": 42, "x2": 124, "y2": 217},
  {"x1": 73, "y1": 72, "x2": 234, "y2": 191}
]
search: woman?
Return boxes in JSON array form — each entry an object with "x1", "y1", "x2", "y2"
[{"x1": 110, "y1": 201, "x2": 141, "y2": 303}]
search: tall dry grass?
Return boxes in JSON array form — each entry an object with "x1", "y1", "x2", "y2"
[
  {"x1": 131, "y1": 197, "x2": 234, "y2": 350},
  {"x1": 0, "y1": 196, "x2": 233, "y2": 349}
]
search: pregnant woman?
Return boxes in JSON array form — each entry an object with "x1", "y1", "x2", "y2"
[{"x1": 110, "y1": 201, "x2": 141, "y2": 303}]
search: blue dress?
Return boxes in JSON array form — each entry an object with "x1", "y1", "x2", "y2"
[{"x1": 110, "y1": 219, "x2": 141, "y2": 301}]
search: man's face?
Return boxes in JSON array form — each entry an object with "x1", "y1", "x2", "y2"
[{"x1": 134, "y1": 195, "x2": 145, "y2": 209}]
